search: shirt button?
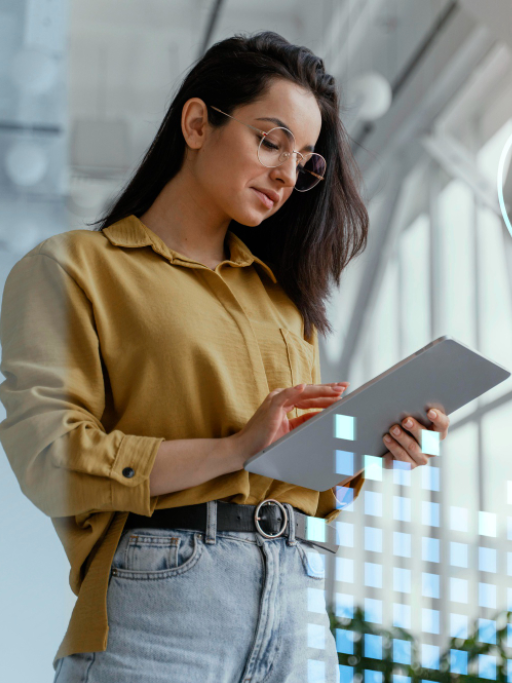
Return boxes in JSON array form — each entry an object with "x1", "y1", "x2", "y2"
[{"x1": 122, "y1": 467, "x2": 135, "y2": 478}]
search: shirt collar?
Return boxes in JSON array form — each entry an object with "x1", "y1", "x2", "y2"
[{"x1": 102, "y1": 214, "x2": 277, "y2": 283}]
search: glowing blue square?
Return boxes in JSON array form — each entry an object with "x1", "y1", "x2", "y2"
[
  {"x1": 422, "y1": 608, "x2": 440, "y2": 634},
  {"x1": 365, "y1": 526, "x2": 383, "y2": 553},
  {"x1": 422, "y1": 501, "x2": 440, "y2": 527},
  {"x1": 308, "y1": 587, "x2": 326, "y2": 613},
  {"x1": 308, "y1": 658, "x2": 326, "y2": 683},
  {"x1": 339, "y1": 665, "x2": 354, "y2": 683},
  {"x1": 422, "y1": 537, "x2": 440, "y2": 562},
  {"x1": 393, "y1": 567, "x2": 411, "y2": 593},
  {"x1": 334, "y1": 486, "x2": 355, "y2": 510},
  {"x1": 450, "y1": 650, "x2": 468, "y2": 675},
  {"x1": 365, "y1": 491, "x2": 382, "y2": 517},
  {"x1": 508, "y1": 587, "x2": 512, "y2": 610},
  {"x1": 393, "y1": 639, "x2": 411, "y2": 665},
  {"x1": 478, "y1": 654, "x2": 496, "y2": 680},
  {"x1": 508, "y1": 624, "x2": 512, "y2": 648},
  {"x1": 508, "y1": 552, "x2": 512, "y2": 576},
  {"x1": 308, "y1": 623, "x2": 326, "y2": 650},
  {"x1": 364, "y1": 598, "x2": 382, "y2": 624},
  {"x1": 335, "y1": 414, "x2": 356, "y2": 440},
  {"x1": 393, "y1": 496, "x2": 411, "y2": 522},
  {"x1": 450, "y1": 542, "x2": 468, "y2": 568},
  {"x1": 393, "y1": 531, "x2": 411, "y2": 557},
  {"x1": 421, "y1": 465, "x2": 440, "y2": 491},
  {"x1": 508, "y1": 661, "x2": 512, "y2": 683},
  {"x1": 393, "y1": 603, "x2": 411, "y2": 628},
  {"x1": 336, "y1": 592, "x2": 354, "y2": 619},
  {"x1": 450, "y1": 578, "x2": 468, "y2": 603},
  {"x1": 507, "y1": 517, "x2": 512, "y2": 540},
  {"x1": 365, "y1": 562, "x2": 382, "y2": 588},
  {"x1": 421, "y1": 430, "x2": 440, "y2": 456},
  {"x1": 336, "y1": 522, "x2": 354, "y2": 547},
  {"x1": 336, "y1": 629, "x2": 355, "y2": 655},
  {"x1": 422, "y1": 644, "x2": 440, "y2": 669},
  {"x1": 450, "y1": 613, "x2": 468, "y2": 639},
  {"x1": 336, "y1": 557, "x2": 354, "y2": 583},
  {"x1": 479, "y1": 582, "x2": 496, "y2": 609},
  {"x1": 479, "y1": 511, "x2": 497, "y2": 537},
  {"x1": 478, "y1": 619, "x2": 496, "y2": 644},
  {"x1": 365, "y1": 634, "x2": 383, "y2": 659},
  {"x1": 364, "y1": 455, "x2": 383, "y2": 481},
  {"x1": 365, "y1": 671, "x2": 383, "y2": 683},
  {"x1": 393, "y1": 461, "x2": 411, "y2": 486},
  {"x1": 393, "y1": 676, "x2": 410, "y2": 683},
  {"x1": 422, "y1": 572, "x2": 440, "y2": 598},
  {"x1": 336, "y1": 450, "x2": 354, "y2": 476},
  {"x1": 479, "y1": 547, "x2": 497, "y2": 573},
  {"x1": 307, "y1": 517, "x2": 326, "y2": 542},
  {"x1": 450, "y1": 506, "x2": 468, "y2": 532}
]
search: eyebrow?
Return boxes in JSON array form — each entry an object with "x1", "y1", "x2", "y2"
[{"x1": 255, "y1": 117, "x2": 316, "y2": 152}]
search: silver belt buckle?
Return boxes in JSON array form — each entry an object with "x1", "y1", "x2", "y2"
[{"x1": 254, "y1": 499, "x2": 288, "y2": 539}]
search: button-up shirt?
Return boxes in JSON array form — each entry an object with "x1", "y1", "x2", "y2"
[{"x1": 0, "y1": 214, "x2": 364, "y2": 668}]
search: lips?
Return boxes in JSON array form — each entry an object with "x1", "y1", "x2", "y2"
[{"x1": 251, "y1": 187, "x2": 279, "y2": 209}]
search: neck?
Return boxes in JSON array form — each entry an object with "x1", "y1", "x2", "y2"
[{"x1": 139, "y1": 166, "x2": 231, "y2": 263}]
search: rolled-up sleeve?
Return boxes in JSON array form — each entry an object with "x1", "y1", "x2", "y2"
[
  {"x1": 0, "y1": 252, "x2": 163, "y2": 519},
  {"x1": 309, "y1": 324, "x2": 366, "y2": 522}
]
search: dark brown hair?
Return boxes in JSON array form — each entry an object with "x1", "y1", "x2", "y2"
[{"x1": 90, "y1": 30, "x2": 369, "y2": 341}]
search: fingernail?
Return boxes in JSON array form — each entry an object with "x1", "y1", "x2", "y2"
[
  {"x1": 384, "y1": 435, "x2": 391, "y2": 442},
  {"x1": 428, "y1": 410, "x2": 437, "y2": 419},
  {"x1": 294, "y1": 383, "x2": 305, "y2": 390},
  {"x1": 403, "y1": 419, "x2": 413, "y2": 428}
]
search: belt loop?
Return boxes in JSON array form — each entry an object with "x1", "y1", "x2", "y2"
[
  {"x1": 284, "y1": 503, "x2": 297, "y2": 546},
  {"x1": 205, "y1": 500, "x2": 218, "y2": 545}
]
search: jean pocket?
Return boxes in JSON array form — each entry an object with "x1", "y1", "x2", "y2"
[
  {"x1": 111, "y1": 528, "x2": 203, "y2": 580},
  {"x1": 296, "y1": 541, "x2": 327, "y2": 580}
]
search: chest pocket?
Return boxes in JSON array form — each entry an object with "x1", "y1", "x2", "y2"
[{"x1": 248, "y1": 320, "x2": 315, "y2": 419}]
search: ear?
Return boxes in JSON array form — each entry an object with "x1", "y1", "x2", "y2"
[{"x1": 181, "y1": 97, "x2": 210, "y2": 151}]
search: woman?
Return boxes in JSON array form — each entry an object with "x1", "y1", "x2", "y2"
[{"x1": 0, "y1": 31, "x2": 449, "y2": 683}]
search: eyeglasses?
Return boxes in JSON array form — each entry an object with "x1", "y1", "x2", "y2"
[{"x1": 209, "y1": 105, "x2": 326, "y2": 192}]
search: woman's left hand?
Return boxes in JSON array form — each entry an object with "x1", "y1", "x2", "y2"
[{"x1": 382, "y1": 408, "x2": 450, "y2": 470}]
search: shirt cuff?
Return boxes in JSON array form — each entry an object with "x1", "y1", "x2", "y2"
[{"x1": 110, "y1": 434, "x2": 165, "y2": 516}]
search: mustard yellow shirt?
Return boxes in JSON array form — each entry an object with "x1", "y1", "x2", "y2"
[{"x1": 0, "y1": 214, "x2": 364, "y2": 668}]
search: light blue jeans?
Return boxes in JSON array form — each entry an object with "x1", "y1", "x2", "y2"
[{"x1": 53, "y1": 501, "x2": 340, "y2": 683}]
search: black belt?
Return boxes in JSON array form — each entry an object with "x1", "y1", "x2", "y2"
[{"x1": 124, "y1": 499, "x2": 340, "y2": 554}]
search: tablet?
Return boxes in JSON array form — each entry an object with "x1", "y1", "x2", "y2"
[{"x1": 243, "y1": 336, "x2": 511, "y2": 492}]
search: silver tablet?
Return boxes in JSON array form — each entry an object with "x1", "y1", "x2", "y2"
[{"x1": 243, "y1": 336, "x2": 511, "y2": 492}]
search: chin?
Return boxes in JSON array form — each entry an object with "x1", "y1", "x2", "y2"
[{"x1": 232, "y1": 211, "x2": 267, "y2": 227}]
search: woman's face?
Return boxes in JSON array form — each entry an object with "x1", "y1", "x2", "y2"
[{"x1": 182, "y1": 78, "x2": 323, "y2": 227}]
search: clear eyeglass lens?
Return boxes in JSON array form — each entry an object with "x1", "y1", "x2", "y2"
[
  {"x1": 258, "y1": 127, "x2": 296, "y2": 165},
  {"x1": 296, "y1": 153, "x2": 326, "y2": 192},
  {"x1": 258, "y1": 127, "x2": 325, "y2": 191}
]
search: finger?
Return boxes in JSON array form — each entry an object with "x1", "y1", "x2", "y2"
[
  {"x1": 382, "y1": 452, "x2": 394, "y2": 470},
  {"x1": 387, "y1": 424, "x2": 429, "y2": 466},
  {"x1": 279, "y1": 383, "x2": 347, "y2": 408},
  {"x1": 426, "y1": 408, "x2": 450, "y2": 439},
  {"x1": 289, "y1": 411, "x2": 322, "y2": 429},
  {"x1": 382, "y1": 433, "x2": 423, "y2": 469}
]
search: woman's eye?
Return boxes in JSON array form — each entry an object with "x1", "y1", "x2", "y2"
[{"x1": 261, "y1": 139, "x2": 278, "y2": 151}]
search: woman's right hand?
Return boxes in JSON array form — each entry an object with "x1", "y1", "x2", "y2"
[{"x1": 233, "y1": 382, "x2": 349, "y2": 462}]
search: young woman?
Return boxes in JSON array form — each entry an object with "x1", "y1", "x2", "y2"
[{"x1": 0, "y1": 30, "x2": 449, "y2": 683}]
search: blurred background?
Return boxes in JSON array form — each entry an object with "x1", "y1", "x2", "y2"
[{"x1": 1, "y1": 0, "x2": 512, "y2": 681}]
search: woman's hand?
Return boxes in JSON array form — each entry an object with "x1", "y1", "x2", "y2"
[
  {"x1": 382, "y1": 408, "x2": 450, "y2": 470},
  {"x1": 234, "y1": 382, "x2": 349, "y2": 461}
]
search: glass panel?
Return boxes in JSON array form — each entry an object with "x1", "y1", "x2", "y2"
[{"x1": 399, "y1": 214, "x2": 431, "y2": 358}]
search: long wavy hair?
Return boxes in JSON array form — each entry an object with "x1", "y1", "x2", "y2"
[{"x1": 90, "y1": 30, "x2": 369, "y2": 342}]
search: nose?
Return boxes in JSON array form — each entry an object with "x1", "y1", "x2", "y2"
[{"x1": 269, "y1": 154, "x2": 298, "y2": 189}]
